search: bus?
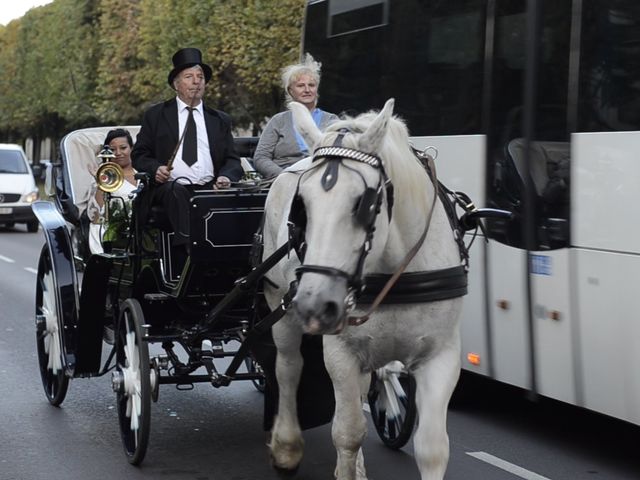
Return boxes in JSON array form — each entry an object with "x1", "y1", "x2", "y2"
[{"x1": 302, "y1": 0, "x2": 640, "y2": 427}]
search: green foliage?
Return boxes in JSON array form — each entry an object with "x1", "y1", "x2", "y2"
[
  {"x1": 102, "y1": 195, "x2": 131, "y2": 244},
  {"x1": 0, "y1": 0, "x2": 305, "y2": 141}
]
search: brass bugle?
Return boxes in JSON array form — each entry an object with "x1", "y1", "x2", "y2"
[{"x1": 96, "y1": 161, "x2": 125, "y2": 193}]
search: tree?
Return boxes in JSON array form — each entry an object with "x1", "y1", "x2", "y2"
[{"x1": 0, "y1": 0, "x2": 306, "y2": 142}]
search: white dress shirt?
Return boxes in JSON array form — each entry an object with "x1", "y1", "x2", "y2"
[{"x1": 171, "y1": 98, "x2": 214, "y2": 185}]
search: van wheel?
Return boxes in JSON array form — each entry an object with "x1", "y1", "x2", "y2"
[{"x1": 27, "y1": 221, "x2": 39, "y2": 232}]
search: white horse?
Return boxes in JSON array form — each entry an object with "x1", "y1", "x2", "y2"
[{"x1": 262, "y1": 99, "x2": 464, "y2": 480}]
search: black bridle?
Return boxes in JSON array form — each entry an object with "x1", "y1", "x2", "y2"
[
  {"x1": 286, "y1": 131, "x2": 472, "y2": 327},
  {"x1": 287, "y1": 134, "x2": 394, "y2": 299}
]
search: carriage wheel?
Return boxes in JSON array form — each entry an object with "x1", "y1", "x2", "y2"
[
  {"x1": 113, "y1": 298, "x2": 151, "y2": 465},
  {"x1": 35, "y1": 244, "x2": 69, "y2": 406},
  {"x1": 367, "y1": 361, "x2": 416, "y2": 449},
  {"x1": 244, "y1": 356, "x2": 266, "y2": 393}
]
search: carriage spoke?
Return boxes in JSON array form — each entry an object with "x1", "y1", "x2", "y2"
[
  {"x1": 114, "y1": 299, "x2": 150, "y2": 465},
  {"x1": 387, "y1": 417, "x2": 398, "y2": 440},
  {"x1": 369, "y1": 364, "x2": 416, "y2": 449},
  {"x1": 35, "y1": 245, "x2": 69, "y2": 406},
  {"x1": 41, "y1": 271, "x2": 63, "y2": 373}
]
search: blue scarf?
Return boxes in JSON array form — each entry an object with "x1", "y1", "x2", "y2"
[{"x1": 294, "y1": 108, "x2": 324, "y2": 154}]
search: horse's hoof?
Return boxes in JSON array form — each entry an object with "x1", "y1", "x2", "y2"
[
  {"x1": 272, "y1": 461, "x2": 300, "y2": 478},
  {"x1": 267, "y1": 434, "x2": 304, "y2": 473}
]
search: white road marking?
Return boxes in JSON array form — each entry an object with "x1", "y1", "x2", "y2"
[
  {"x1": 24, "y1": 267, "x2": 38, "y2": 274},
  {"x1": 0, "y1": 254, "x2": 16, "y2": 263},
  {"x1": 467, "y1": 452, "x2": 553, "y2": 480}
]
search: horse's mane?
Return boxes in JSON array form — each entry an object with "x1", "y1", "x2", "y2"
[{"x1": 323, "y1": 111, "x2": 429, "y2": 204}]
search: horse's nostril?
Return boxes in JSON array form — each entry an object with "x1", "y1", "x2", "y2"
[{"x1": 323, "y1": 301, "x2": 340, "y2": 321}]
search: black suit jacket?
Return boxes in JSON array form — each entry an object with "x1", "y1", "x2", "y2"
[{"x1": 131, "y1": 99, "x2": 243, "y2": 182}]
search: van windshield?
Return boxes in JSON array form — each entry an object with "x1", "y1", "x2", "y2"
[{"x1": 0, "y1": 150, "x2": 28, "y2": 174}]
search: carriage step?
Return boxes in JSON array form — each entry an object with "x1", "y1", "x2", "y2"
[{"x1": 144, "y1": 293, "x2": 170, "y2": 302}]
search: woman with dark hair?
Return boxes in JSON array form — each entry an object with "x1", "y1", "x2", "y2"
[{"x1": 88, "y1": 128, "x2": 137, "y2": 254}]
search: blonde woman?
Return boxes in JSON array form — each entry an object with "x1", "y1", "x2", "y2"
[{"x1": 254, "y1": 54, "x2": 338, "y2": 178}]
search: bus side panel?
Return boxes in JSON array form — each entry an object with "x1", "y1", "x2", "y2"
[
  {"x1": 460, "y1": 240, "x2": 488, "y2": 375},
  {"x1": 572, "y1": 131, "x2": 640, "y2": 254},
  {"x1": 411, "y1": 135, "x2": 489, "y2": 374},
  {"x1": 410, "y1": 135, "x2": 486, "y2": 206},
  {"x1": 531, "y1": 249, "x2": 576, "y2": 404},
  {"x1": 574, "y1": 249, "x2": 640, "y2": 426},
  {"x1": 488, "y1": 243, "x2": 529, "y2": 389}
]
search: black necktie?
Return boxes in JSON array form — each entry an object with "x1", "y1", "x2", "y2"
[{"x1": 183, "y1": 107, "x2": 197, "y2": 166}]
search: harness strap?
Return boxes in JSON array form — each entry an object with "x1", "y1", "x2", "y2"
[
  {"x1": 359, "y1": 265, "x2": 467, "y2": 304},
  {"x1": 203, "y1": 240, "x2": 292, "y2": 329},
  {"x1": 348, "y1": 154, "x2": 440, "y2": 326},
  {"x1": 216, "y1": 282, "x2": 297, "y2": 386}
]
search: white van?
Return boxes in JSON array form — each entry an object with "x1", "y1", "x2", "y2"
[{"x1": 0, "y1": 143, "x2": 40, "y2": 232}]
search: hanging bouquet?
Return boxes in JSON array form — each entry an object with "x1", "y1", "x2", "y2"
[{"x1": 102, "y1": 196, "x2": 131, "y2": 244}]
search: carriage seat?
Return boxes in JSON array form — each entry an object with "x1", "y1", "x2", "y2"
[
  {"x1": 146, "y1": 136, "x2": 260, "y2": 233},
  {"x1": 234, "y1": 136, "x2": 259, "y2": 169},
  {"x1": 159, "y1": 188, "x2": 269, "y2": 289}
]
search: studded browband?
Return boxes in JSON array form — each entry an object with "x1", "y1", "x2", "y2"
[{"x1": 313, "y1": 146, "x2": 382, "y2": 169}]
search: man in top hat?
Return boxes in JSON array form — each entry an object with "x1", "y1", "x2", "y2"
[{"x1": 132, "y1": 47, "x2": 243, "y2": 251}]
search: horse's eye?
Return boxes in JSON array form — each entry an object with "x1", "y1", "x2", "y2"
[{"x1": 352, "y1": 196, "x2": 361, "y2": 215}]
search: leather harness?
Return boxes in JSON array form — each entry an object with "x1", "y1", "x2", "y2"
[{"x1": 286, "y1": 130, "x2": 470, "y2": 326}]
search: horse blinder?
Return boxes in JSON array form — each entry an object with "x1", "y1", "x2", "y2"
[
  {"x1": 354, "y1": 187, "x2": 380, "y2": 228},
  {"x1": 287, "y1": 195, "x2": 307, "y2": 261}
]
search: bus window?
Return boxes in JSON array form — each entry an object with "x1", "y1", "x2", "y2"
[
  {"x1": 486, "y1": 0, "x2": 571, "y2": 250},
  {"x1": 304, "y1": 0, "x2": 486, "y2": 136},
  {"x1": 578, "y1": 0, "x2": 640, "y2": 132},
  {"x1": 327, "y1": 0, "x2": 389, "y2": 37}
]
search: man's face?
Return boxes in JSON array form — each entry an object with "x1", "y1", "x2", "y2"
[{"x1": 174, "y1": 65, "x2": 206, "y2": 104}]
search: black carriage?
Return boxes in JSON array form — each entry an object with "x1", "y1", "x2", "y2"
[{"x1": 31, "y1": 126, "x2": 417, "y2": 465}]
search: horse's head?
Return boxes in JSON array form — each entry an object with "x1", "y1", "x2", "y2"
[{"x1": 288, "y1": 99, "x2": 400, "y2": 335}]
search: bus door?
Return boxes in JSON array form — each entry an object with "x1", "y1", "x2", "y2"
[{"x1": 484, "y1": 0, "x2": 577, "y2": 403}]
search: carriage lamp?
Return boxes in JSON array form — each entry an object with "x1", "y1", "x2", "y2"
[{"x1": 466, "y1": 352, "x2": 481, "y2": 366}]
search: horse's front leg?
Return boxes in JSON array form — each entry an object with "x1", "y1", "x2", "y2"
[
  {"x1": 324, "y1": 337, "x2": 368, "y2": 480},
  {"x1": 412, "y1": 344, "x2": 461, "y2": 480},
  {"x1": 269, "y1": 316, "x2": 305, "y2": 471}
]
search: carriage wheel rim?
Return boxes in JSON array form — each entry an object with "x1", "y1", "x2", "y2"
[
  {"x1": 41, "y1": 270, "x2": 63, "y2": 374},
  {"x1": 122, "y1": 327, "x2": 143, "y2": 434},
  {"x1": 369, "y1": 363, "x2": 416, "y2": 449},
  {"x1": 35, "y1": 245, "x2": 69, "y2": 406},
  {"x1": 115, "y1": 299, "x2": 151, "y2": 464}
]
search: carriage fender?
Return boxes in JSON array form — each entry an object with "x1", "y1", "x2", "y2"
[{"x1": 32, "y1": 200, "x2": 81, "y2": 374}]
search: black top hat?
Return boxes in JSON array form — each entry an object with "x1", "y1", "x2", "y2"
[{"x1": 167, "y1": 48, "x2": 213, "y2": 87}]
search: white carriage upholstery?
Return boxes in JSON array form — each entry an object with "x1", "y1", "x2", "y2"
[
  {"x1": 61, "y1": 126, "x2": 141, "y2": 217},
  {"x1": 61, "y1": 128, "x2": 258, "y2": 218}
]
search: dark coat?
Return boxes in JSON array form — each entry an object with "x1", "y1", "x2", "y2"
[{"x1": 131, "y1": 98, "x2": 243, "y2": 182}]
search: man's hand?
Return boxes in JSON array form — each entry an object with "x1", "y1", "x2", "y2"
[
  {"x1": 155, "y1": 165, "x2": 171, "y2": 183},
  {"x1": 215, "y1": 175, "x2": 231, "y2": 189}
]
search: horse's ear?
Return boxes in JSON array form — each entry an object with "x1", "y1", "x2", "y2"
[
  {"x1": 358, "y1": 98, "x2": 395, "y2": 153},
  {"x1": 289, "y1": 102, "x2": 322, "y2": 150}
]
